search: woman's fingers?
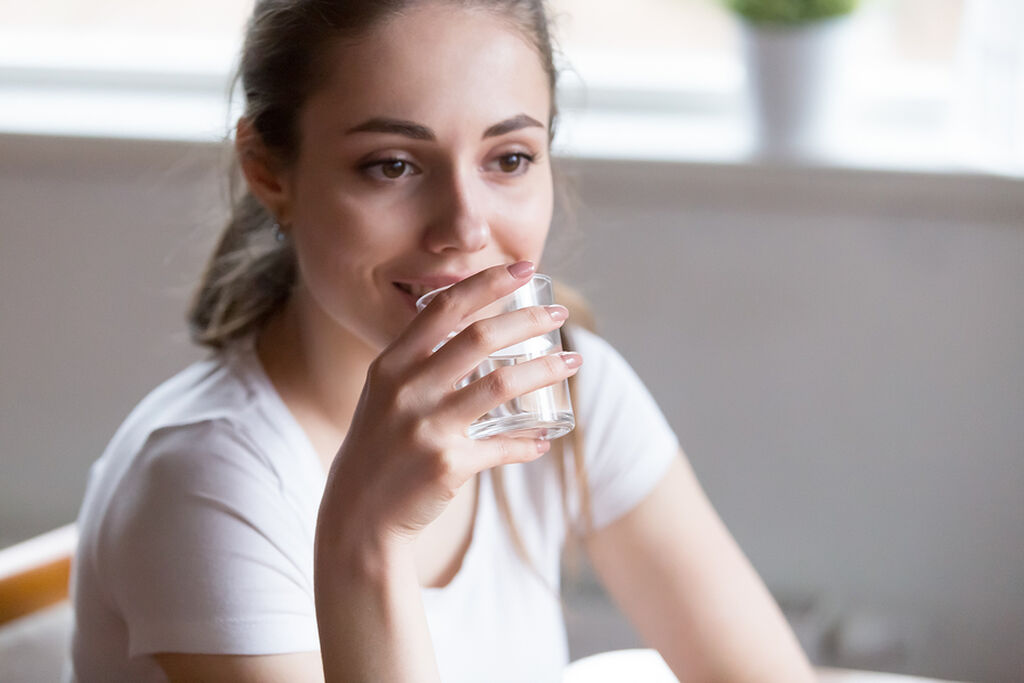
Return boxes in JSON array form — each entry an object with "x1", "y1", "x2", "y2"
[
  {"x1": 474, "y1": 436, "x2": 552, "y2": 471},
  {"x1": 392, "y1": 261, "x2": 537, "y2": 360},
  {"x1": 444, "y1": 350, "x2": 582, "y2": 425},
  {"x1": 422, "y1": 304, "x2": 568, "y2": 389}
]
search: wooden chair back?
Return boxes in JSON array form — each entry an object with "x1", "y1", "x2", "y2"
[{"x1": 0, "y1": 525, "x2": 77, "y2": 626}]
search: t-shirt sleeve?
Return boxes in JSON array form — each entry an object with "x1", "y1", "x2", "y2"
[
  {"x1": 571, "y1": 328, "x2": 680, "y2": 531},
  {"x1": 99, "y1": 419, "x2": 320, "y2": 657}
]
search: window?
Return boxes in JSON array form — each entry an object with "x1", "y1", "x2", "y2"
[
  {"x1": 1, "y1": 0, "x2": 1019, "y2": 174},
  {"x1": 549, "y1": 0, "x2": 973, "y2": 168}
]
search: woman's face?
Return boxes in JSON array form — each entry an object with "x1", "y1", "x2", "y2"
[{"x1": 279, "y1": 3, "x2": 554, "y2": 352}]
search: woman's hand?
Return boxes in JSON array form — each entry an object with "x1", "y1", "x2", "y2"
[
  {"x1": 317, "y1": 260, "x2": 580, "y2": 550},
  {"x1": 312, "y1": 261, "x2": 580, "y2": 681}
]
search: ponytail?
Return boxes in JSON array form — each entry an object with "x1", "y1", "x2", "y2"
[{"x1": 187, "y1": 186, "x2": 296, "y2": 349}]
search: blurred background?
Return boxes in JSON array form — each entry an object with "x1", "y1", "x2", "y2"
[{"x1": 1, "y1": 1, "x2": 1021, "y2": 681}]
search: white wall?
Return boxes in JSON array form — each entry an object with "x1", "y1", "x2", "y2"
[
  {"x1": 1, "y1": 133, "x2": 1022, "y2": 681},
  {"x1": 1, "y1": 135, "x2": 219, "y2": 538}
]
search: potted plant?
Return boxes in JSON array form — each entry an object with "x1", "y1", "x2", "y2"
[{"x1": 724, "y1": 0, "x2": 861, "y2": 160}]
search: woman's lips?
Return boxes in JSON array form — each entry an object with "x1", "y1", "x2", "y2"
[
  {"x1": 391, "y1": 273, "x2": 476, "y2": 307},
  {"x1": 393, "y1": 281, "x2": 443, "y2": 300},
  {"x1": 392, "y1": 282, "x2": 420, "y2": 311},
  {"x1": 392, "y1": 281, "x2": 456, "y2": 312}
]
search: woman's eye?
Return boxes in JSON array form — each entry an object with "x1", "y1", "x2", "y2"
[
  {"x1": 380, "y1": 160, "x2": 409, "y2": 178},
  {"x1": 497, "y1": 153, "x2": 531, "y2": 173},
  {"x1": 361, "y1": 158, "x2": 418, "y2": 181},
  {"x1": 499, "y1": 154, "x2": 523, "y2": 172}
]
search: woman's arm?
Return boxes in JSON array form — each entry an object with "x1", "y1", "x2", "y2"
[{"x1": 584, "y1": 453, "x2": 815, "y2": 682}]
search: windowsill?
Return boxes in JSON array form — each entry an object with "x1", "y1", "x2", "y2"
[{"x1": 556, "y1": 108, "x2": 973, "y2": 176}]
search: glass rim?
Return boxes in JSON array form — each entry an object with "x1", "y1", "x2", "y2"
[{"x1": 414, "y1": 272, "x2": 552, "y2": 311}]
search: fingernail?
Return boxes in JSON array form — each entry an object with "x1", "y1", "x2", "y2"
[
  {"x1": 545, "y1": 305, "x2": 568, "y2": 322},
  {"x1": 507, "y1": 260, "x2": 535, "y2": 279},
  {"x1": 559, "y1": 352, "x2": 583, "y2": 369},
  {"x1": 536, "y1": 439, "x2": 551, "y2": 454}
]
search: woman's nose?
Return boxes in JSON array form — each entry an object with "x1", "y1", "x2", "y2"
[{"x1": 421, "y1": 170, "x2": 490, "y2": 254}]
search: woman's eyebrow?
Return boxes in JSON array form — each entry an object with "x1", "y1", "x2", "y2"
[
  {"x1": 346, "y1": 118, "x2": 435, "y2": 140},
  {"x1": 344, "y1": 114, "x2": 545, "y2": 141},
  {"x1": 482, "y1": 114, "x2": 545, "y2": 139}
]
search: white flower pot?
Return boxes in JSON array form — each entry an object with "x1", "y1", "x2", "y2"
[{"x1": 740, "y1": 15, "x2": 854, "y2": 160}]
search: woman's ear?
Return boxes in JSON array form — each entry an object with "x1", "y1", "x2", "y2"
[{"x1": 235, "y1": 117, "x2": 294, "y2": 225}]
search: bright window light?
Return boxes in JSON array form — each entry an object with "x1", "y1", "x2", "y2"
[{"x1": 2, "y1": 0, "x2": 1019, "y2": 175}]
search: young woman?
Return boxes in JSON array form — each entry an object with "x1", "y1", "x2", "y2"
[{"x1": 68, "y1": 1, "x2": 815, "y2": 681}]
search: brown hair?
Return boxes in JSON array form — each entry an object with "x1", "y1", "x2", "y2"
[{"x1": 187, "y1": 0, "x2": 590, "y2": 573}]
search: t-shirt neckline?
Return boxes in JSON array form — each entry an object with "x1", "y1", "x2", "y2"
[
  {"x1": 421, "y1": 470, "x2": 490, "y2": 596},
  {"x1": 228, "y1": 337, "x2": 328, "y2": 492}
]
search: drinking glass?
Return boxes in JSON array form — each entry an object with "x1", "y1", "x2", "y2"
[{"x1": 416, "y1": 274, "x2": 575, "y2": 440}]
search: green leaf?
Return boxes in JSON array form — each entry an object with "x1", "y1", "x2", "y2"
[{"x1": 722, "y1": 0, "x2": 860, "y2": 25}]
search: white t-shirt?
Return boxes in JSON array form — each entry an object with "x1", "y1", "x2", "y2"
[{"x1": 67, "y1": 328, "x2": 678, "y2": 683}]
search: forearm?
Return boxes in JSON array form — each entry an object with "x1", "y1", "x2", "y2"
[
  {"x1": 656, "y1": 502, "x2": 814, "y2": 681},
  {"x1": 587, "y1": 457, "x2": 815, "y2": 682},
  {"x1": 606, "y1": 531, "x2": 814, "y2": 683},
  {"x1": 314, "y1": 523, "x2": 441, "y2": 683},
  {"x1": 682, "y1": 549, "x2": 815, "y2": 682}
]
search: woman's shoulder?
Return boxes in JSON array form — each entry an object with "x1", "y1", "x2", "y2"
[
  {"x1": 564, "y1": 325, "x2": 619, "y2": 367},
  {"x1": 562, "y1": 326, "x2": 680, "y2": 530},
  {"x1": 78, "y1": 343, "x2": 317, "y2": 570},
  {"x1": 567, "y1": 326, "x2": 676, "y2": 441},
  {"x1": 71, "y1": 350, "x2": 322, "y2": 665},
  {"x1": 134, "y1": 344, "x2": 265, "y2": 428},
  {"x1": 113, "y1": 353, "x2": 251, "y2": 444},
  {"x1": 93, "y1": 342, "x2": 294, "y2": 489},
  {"x1": 565, "y1": 326, "x2": 650, "y2": 399}
]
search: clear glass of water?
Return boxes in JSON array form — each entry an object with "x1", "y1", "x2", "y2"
[{"x1": 416, "y1": 274, "x2": 575, "y2": 440}]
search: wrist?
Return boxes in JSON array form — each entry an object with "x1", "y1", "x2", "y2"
[{"x1": 315, "y1": 504, "x2": 413, "y2": 583}]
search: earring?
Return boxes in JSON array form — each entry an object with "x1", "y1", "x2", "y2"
[{"x1": 272, "y1": 221, "x2": 287, "y2": 243}]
